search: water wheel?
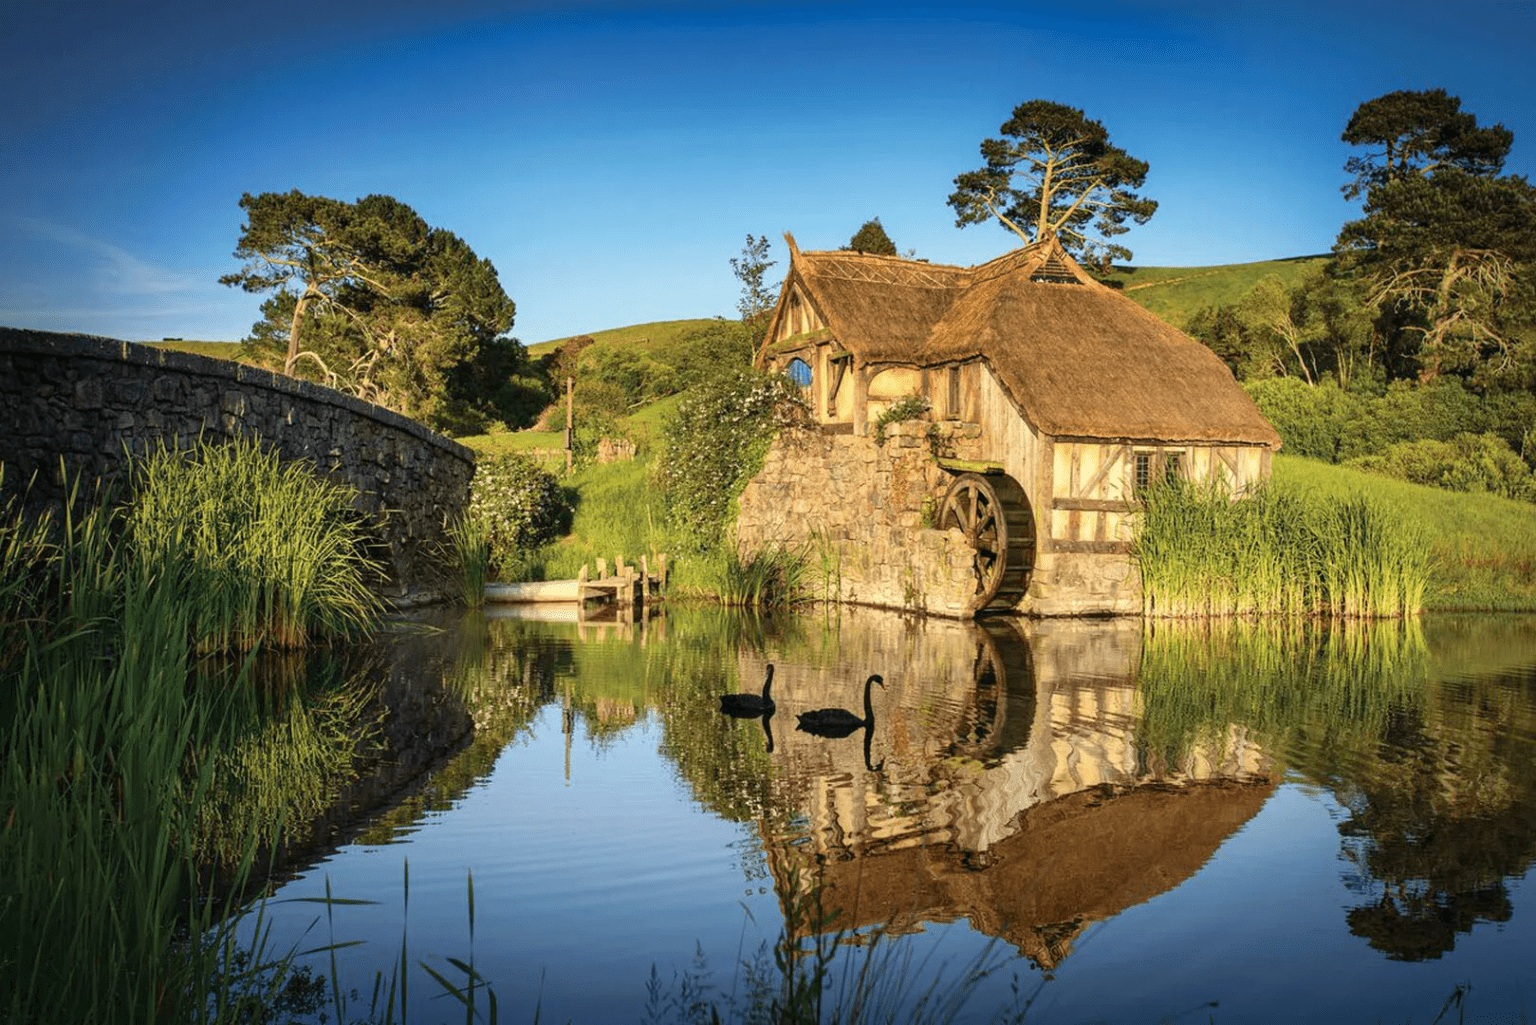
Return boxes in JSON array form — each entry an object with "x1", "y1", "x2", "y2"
[{"x1": 937, "y1": 472, "x2": 1035, "y2": 615}]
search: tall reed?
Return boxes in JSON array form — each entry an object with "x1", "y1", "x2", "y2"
[
  {"x1": 1133, "y1": 479, "x2": 1429, "y2": 618},
  {"x1": 710, "y1": 542, "x2": 810, "y2": 608},
  {"x1": 0, "y1": 497, "x2": 307, "y2": 1022},
  {"x1": 127, "y1": 437, "x2": 384, "y2": 649},
  {"x1": 0, "y1": 448, "x2": 400, "y2": 1022},
  {"x1": 445, "y1": 511, "x2": 494, "y2": 606}
]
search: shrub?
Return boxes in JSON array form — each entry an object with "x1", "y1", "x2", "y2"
[
  {"x1": 1244, "y1": 377, "x2": 1364, "y2": 462},
  {"x1": 708, "y1": 542, "x2": 809, "y2": 607},
  {"x1": 1336, "y1": 378, "x2": 1485, "y2": 462},
  {"x1": 469, "y1": 454, "x2": 572, "y2": 574},
  {"x1": 572, "y1": 409, "x2": 626, "y2": 468},
  {"x1": 1347, "y1": 432, "x2": 1536, "y2": 500},
  {"x1": 657, "y1": 368, "x2": 808, "y2": 552}
]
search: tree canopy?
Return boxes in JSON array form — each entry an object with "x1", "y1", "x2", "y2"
[
  {"x1": 844, "y1": 218, "x2": 898, "y2": 256},
  {"x1": 948, "y1": 99, "x2": 1157, "y2": 266},
  {"x1": 1341, "y1": 88, "x2": 1513, "y2": 200},
  {"x1": 223, "y1": 190, "x2": 540, "y2": 433},
  {"x1": 1335, "y1": 90, "x2": 1535, "y2": 385}
]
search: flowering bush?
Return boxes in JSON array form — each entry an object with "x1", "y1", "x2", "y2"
[
  {"x1": 657, "y1": 369, "x2": 807, "y2": 552},
  {"x1": 468, "y1": 454, "x2": 572, "y2": 573}
]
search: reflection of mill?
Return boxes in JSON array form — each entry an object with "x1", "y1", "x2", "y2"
[{"x1": 755, "y1": 614, "x2": 1275, "y2": 969}]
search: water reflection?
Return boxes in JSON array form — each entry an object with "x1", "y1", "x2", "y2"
[
  {"x1": 715, "y1": 613, "x2": 1276, "y2": 970},
  {"x1": 1135, "y1": 618, "x2": 1536, "y2": 961},
  {"x1": 257, "y1": 604, "x2": 1536, "y2": 1009},
  {"x1": 1335, "y1": 663, "x2": 1536, "y2": 960}
]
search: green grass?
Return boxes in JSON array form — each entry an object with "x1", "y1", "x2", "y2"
[
  {"x1": 622, "y1": 390, "x2": 684, "y2": 445},
  {"x1": 458, "y1": 393, "x2": 684, "y2": 461},
  {"x1": 144, "y1": 338, "x2": 246, "y2": 360},
  {"x1": 1273, "y1": 454, "x2": 1536, "y2": 611},
  {"x1": 456, "y1": 428, "x2": 567, "y2": 473},
  {"x1": 516, "y1": 458, "x2": 670, "y2": 581},
  {"x1": 1102, "y1": 255, "x2": 1331, "y2": 328}
]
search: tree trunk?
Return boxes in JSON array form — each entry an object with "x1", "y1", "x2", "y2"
[{"x1": 283, "y1": 285, "x2": 318, "y2": 376}]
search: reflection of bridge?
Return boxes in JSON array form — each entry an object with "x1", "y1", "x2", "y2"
[{"x1": 745, "y1": 613, "x2": 1275, "y2": 967}]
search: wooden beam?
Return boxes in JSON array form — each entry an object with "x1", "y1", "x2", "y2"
[
  {"x1": 1036, "y1": 437, "x2": 1055, "y2": 543},
  {"x1": 1052, "y1": 497, "x2": 1135, "y2": 513},
  {"x1": 1042, "y1": 539, "x2": 1133, "y2": 555},
  {"x1": 937, "y1": 457, "x2": 1006, "y2": 475},
  {"x1": 1216, "y1": 447, "x2": 1240, "y2": 476},
  {"x1": 1076, "y1": 444, "x2": 1127, "y2": 498}
]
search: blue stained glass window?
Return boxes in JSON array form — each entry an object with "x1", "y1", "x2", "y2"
[{"x1": 787, "y1": 358, "x2": 813, "y2": 387}]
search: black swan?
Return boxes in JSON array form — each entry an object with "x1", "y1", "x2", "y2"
[
  {"x1": 719, "y1": 664, "x2": 775, "y2": 717},
  {"x1": 797, "y1": 674, "x2": 883, "y2": 738}
]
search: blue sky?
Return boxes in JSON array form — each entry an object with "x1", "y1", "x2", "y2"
[{"x1": 1, "y1": 0, "x2": 1531, "y2": 345}]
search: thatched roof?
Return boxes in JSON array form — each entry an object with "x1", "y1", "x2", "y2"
[{"x1": 769, "y1": 234, "x2": 1281, "y2": 448}]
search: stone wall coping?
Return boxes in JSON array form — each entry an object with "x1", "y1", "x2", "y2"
[{"x1": 0, "y1": 327, "x2": 475, "y2": 466}]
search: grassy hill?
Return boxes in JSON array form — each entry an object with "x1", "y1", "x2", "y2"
[
  {"x1": 1102, "y1": 255, "x2": 1331, "y2": 329},
  {"x1": 144, "y1": 339, "x2": 246, "y2": 360},
  {"x1": 522, "y1": 256, "x2": 1332, "y2": 355},
  {"x1": 526, "y1": 319, "x2": 719, "y2": 357}
]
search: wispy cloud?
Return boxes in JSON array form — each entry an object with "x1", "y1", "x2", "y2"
[{"x1": 8, "y1": 216, "x2": 199, "y2": 296}]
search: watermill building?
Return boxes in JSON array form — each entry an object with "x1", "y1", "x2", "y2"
[{"x1": 735, "y1": 233, "x2": 1281, "y2": 617}]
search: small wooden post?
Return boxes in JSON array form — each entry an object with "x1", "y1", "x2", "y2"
[
  {"x1": 658, "y1": 553, "x2": 669, "y2": 590},
  {"x1": 564, "y1": 375, "x2": 574, "y2": 476},
  {"x1": 577, "y1": 563, "x2": 588, "y2": 583},
  {"x1": 596, "y1": 556, "x2": 608, "y2": 580}
]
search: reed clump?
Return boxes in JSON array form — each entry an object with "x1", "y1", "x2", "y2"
[
  {"x1": 128, "y1": 437, "x2": 384, "y2": 649},
  {"x1": 0, "y1": 443, "x2": 393, "y2": 1022},
  {"x1": 1133, "y1": 479, "x2": 1430, "y2": 618},
  {"x1": 709, "y1": 542, "x2": 810, "y2": 608},
  {"x1": 446, "y1": 510, "x2": 495, "y2": 606}
]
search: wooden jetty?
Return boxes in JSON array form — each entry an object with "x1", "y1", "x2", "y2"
[{"x1": 484, "y1": 553, "x2": 668, "y2": 610}]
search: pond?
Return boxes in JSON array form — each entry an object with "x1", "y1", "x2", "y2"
[{"x1": 249, "y1": 606, "x2": 1536, "y2": 1024}]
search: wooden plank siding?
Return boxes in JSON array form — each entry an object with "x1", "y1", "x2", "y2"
[{"x1": 974, "y1": 364, "x2": 1047, "y2": 545}]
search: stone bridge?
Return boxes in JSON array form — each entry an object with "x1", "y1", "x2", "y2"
[{"x1": 0, "y1": 327, "x2": 475, "y2": 602}]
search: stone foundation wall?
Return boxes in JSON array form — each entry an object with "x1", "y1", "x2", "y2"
[
  {"x1": 737, "y1": 419, "x2": 1145, "y2": 618},
  {"x1": 0, "y1": 328, "x2": 474, "y2": 600},
  {"x1": 736, "y1": 420, "x2": 981, "y2": 618},
  {"x1": 1021, "y1": 551, "x2": 1141, "y2": 617}
]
